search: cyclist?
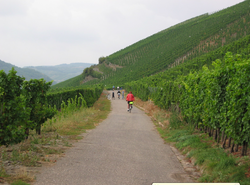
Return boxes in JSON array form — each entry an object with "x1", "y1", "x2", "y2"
[{"x1": 126, "y1": 91, "x2": 135, "y2": 111}]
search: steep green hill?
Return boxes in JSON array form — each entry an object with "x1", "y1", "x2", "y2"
[
  {"x1": 0, "y1": 60, "x2": 54, "y2": 83},
  {"x1": 125, "y1": 34, "x2": 250, "y2": 101},
  {"x1": 52, "y1": 0, "x2": 250, "y2": 89}
]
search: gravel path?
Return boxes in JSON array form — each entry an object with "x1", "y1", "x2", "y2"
[{"x1": 34, "y1": 91, "x2": 194, "y2": 185}]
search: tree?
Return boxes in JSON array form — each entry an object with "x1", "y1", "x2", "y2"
[
  {"x1": 99, "y1": 56, "x2": 106, "y2": 64},
  {"x1": 83, "y1": 67, "x2": 94, "y2": 77},
  {"x1": 23, "y1": 79, "x2": 57, "y2": 135},
  {"x1": 0, "y1": 68, "x2": 30, "y2": 145}
]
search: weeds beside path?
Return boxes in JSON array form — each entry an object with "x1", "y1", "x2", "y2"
[
  {"x1": 134, "y1": 97, "x2": 250, "y2": 185},
  {"x1": 0, "y1": 91, "x2": 111, "y2": 185}
]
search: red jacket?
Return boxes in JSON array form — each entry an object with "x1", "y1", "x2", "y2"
[{"x1": 126, "y1": 93, "x2": 135, "y2": 101}]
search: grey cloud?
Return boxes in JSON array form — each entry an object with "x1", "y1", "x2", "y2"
[{"x1": 0, "y1": 0, "x2": 32, "y2": 16}]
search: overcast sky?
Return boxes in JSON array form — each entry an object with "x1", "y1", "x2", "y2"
[{"x1": 0, "y1": 0, "x2": 245, "y2": 67}]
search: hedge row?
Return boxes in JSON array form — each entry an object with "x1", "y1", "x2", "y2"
[{"x1": 47, "y1": 85, "x2": 104, "y2": 110}]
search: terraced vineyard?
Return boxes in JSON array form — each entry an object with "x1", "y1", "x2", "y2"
[{"x1": 52, "y1": 0, "x2": 250, "y2": 89}]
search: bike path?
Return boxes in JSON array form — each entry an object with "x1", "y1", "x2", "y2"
[{"x1": 34, "y1": 91, "x2": 193, "y2": 184}]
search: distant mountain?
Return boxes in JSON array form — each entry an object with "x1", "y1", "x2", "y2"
[
  {"x1": 0, "y1": 60, "x2": 54, "y2": 83},
  {"x1": 25, "y1": 63, "x2": 93, "y2": 84}
]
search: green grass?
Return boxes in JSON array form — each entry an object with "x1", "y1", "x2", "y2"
[
  {"x1": 169, "y1": 111, "x2": 183, "y2": 129},
  {"x1": 0, "y1": 165, "x2": 9, "y2": 179},
  {"x1": 156, "y1": 119, "x2": 250, "y2": 184},
  {"x1": 11, "y1": 180, "x2": 30, "y2": 185},
  {"x1": 43, "y1": 92, "x2": 110, "y2": 137}
]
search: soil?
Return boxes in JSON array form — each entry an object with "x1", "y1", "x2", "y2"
[
  {"x1": 0, "y1": 132, "x2": 78, "y2": 184},
  {"x1": 104, "y1": 62, "x2": 123, "y2": 71},
  {"x1": 93, "y1": 67, "x2": 103, "y2": 74},
  {"x1": 80, "y1": 75, "x2": 98, "y2": 84}
]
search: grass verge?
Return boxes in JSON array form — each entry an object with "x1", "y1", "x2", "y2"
[
  {"x1": 134, "y1": 98, "x2": 250, "y2": 184},
  {"x1": 0, "y1": 91, "x2": 111, "y2": 184}
]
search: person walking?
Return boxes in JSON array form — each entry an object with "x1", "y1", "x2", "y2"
[
  {"x1": 117, "y1": 90, "x2": 121, "y2": 99},
  {"x1": 122, "y1": 90, "x2": 125, "y2": 99}
]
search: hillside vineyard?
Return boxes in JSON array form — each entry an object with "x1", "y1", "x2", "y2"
[{"x1": 6, "y1": 0, "x2": 250, "y2": 155}]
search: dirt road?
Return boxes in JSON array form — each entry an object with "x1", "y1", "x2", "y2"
[{"x1": 34, "y1": 91, "x2": 194, "y2": 185}]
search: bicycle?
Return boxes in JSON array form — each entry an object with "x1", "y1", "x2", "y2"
[{"x1": 129, "y1": 101, "x2": 133, "y2": 113}]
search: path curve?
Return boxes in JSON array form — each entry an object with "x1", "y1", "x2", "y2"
[{"x1": 34, "y1": 91, "x2": 193, "y2": 185}]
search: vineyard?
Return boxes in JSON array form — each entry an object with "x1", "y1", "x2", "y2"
[
  {"x1": 2, "y1": 0, "x2": 250, "y2": 157},
  {"x1": 125, "y1": 38, "x2": 250, "y2": 156},
  {"x1": 90, "y1": 0, "x2": 250, "y2": 86},
  {"x1": 52, "y1": 0, "x2": 250, "y2": 89},
  {"x1": 39, "y1": 1, "x2": 250, "y2": 157},
  {"x1": 125, "y1": 34, "x2": 250, "y2": 97},
  {"x1": 101, "y1": 1, "x2": 250, "y2": 155},
  {"x1": 1, "y1": 1, "x2": 250, "y2": 184},
  {"x1": 0, "y1": 68, "x2": 103, "y2": 146},
  {"x1": 47, "y1": 85, "x2": 103, "y2": 110}
]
